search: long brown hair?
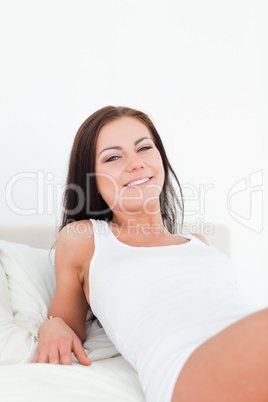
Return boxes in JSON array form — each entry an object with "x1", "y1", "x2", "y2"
[
  {"x1": 58, "y1": 105, "x2": 184, "y2": 233},
  {"x1": 51, "y1": 105, "x2": 185, "y2": 328}
]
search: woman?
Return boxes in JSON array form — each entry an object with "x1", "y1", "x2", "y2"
[{"x1": 32, "y1": 106, "x2": 268, "y2": 402}]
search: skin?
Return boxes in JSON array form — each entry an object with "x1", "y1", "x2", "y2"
[
  {"x1": 94, "y1": 116, "x2": 182, "y2": 243},
  {"x1": 31, "y1": 117, "x2": 268, "y2": 402},
  {"x1": 94, "y1": 116, "x2": 209, "y2": 246},
  {"x1": 171, "y1": 307, "x2": 268, "y2": 402}
]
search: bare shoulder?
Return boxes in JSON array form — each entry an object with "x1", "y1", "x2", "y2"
[
  {"x1": 60, "y1": 219, "x2": 93, "y2": 239},
  {"x1": 57, "y1": 219, "x2": 94, "y2": 268},
  {"x1": 190, "y1": 233, "x2": 210, "y2": 246}
]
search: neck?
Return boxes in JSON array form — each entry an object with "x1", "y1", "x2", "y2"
[{"x1": 109, "y1": 213, "x2": 169, "y2": 237}]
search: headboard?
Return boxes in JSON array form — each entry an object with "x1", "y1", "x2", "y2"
[{"x1": 0, "y1": 224, "x2": 231, "y2": 257}]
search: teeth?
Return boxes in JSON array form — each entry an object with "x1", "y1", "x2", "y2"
[{"x1": 126, "y1": 177, "x2": 150, "y2": 187}]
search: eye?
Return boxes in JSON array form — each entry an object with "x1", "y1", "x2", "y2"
[
  {"x1": 138, "y1": 146, "x2": 152, "y2": 152},
  {"x1": 105, "y1": 155, "x2": 120, "y2": 163},
  {"x1": 104, "y1": 146, "x2": 152, "y2": 163}
]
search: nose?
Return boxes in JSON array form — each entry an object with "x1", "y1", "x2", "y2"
[{"x1": 125, "y1": 153, "x2": 145, "y2": 172}]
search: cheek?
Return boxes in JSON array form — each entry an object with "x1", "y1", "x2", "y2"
[
  {"x1": 155, "y1": 154, "x2": 165, "y2": 177},
  {"x1": 95, "y1": 167, "x2": 120, "y2": 195}
]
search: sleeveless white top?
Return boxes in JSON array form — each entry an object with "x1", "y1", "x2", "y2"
[{"x1": 88, "y1": 218, "x2": 260, "y2": 402}]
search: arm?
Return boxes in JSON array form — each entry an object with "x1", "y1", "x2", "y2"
[
  {"x1": 32, "y1": 221, "x2": 93, "y2": 365},
  {"x1": 49, "y1": 222, "x2": 90, "y2": 342}
]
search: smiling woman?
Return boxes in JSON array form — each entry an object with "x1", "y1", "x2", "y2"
[
  {"x1": 94, "y1": 116, "x2": 165, "y2": 224},
  {"x1": 58, "y1": 106, "x2": 184, "y2": 234},
  {"x1": 32, "y1": 105, "x2": 267, "y2": 402}
]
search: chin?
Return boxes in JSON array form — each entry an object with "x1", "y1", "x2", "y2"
[{"x1": 120, "y1": 198, "x2": 160, "y2": 215}]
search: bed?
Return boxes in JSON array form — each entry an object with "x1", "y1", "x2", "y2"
[{"x1": 0, "y1": 224, "x2": 230, "y2": 401}]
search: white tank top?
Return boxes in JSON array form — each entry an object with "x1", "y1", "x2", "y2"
[{"x1": 88, "y1": 218, "x2": 260, "y2": 402}]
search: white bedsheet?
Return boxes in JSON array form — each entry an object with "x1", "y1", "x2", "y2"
[{"x1": 0, "y1": 357, "x2": 145, "y2": 402}]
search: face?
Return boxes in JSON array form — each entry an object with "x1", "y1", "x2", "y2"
[{"x1": 95, "y1": 116, "x2": 165, "y2": 216}]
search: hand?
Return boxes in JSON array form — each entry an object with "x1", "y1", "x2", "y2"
[{"x1": 31, "y1": 317, "x2": 92, "y2": 366}]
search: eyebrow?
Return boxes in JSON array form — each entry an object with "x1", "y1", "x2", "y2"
[{"x1": 98, "y1": 136, "x2": 153, "y2": 159}]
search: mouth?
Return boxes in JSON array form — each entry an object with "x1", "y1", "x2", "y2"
[{"x1": 123, "y1": 176, "x2": 153, "y2": 188}]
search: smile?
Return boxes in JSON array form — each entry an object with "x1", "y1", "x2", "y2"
[{"x1": 124, "y1": 177, "x2": 153, "y2": 188}]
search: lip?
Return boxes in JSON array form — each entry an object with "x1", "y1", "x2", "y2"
[{"x1": 123, "y1": 176, "x2": 153, "y2": 188}]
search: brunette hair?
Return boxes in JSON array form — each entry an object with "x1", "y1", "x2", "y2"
[{"x1": 51, "y1": 105, "x2": 185, "y2": 327}]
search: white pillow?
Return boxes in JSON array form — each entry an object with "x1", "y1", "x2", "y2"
[{"x1": 0, "y1": 240, "x2": 120, "y2": 365}]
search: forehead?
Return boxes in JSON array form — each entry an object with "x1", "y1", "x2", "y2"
[{"x1": 96, "y1": 116, "x2": 153, "y2": 150}]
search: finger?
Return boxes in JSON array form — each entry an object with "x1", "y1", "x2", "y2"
[
  {"x1": 36, "y1": 352, "x2": 49, "y2": 364},
  {"x1": 48, "y1": 347, "x2": 60, "y2": 365},
  {"x1": 31, "y1": 355, "x2": 38, "y2": 363},
  {"x1": 73, "y1": 338, "x2": 92, "y2": 366},
  {"x1": 59, "y1": 345, "x2": 72, "y2": 365}
]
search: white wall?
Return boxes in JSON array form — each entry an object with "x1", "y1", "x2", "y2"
[{"x1": 1, "y1": 0, "x2": 267, "y2": 308}]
